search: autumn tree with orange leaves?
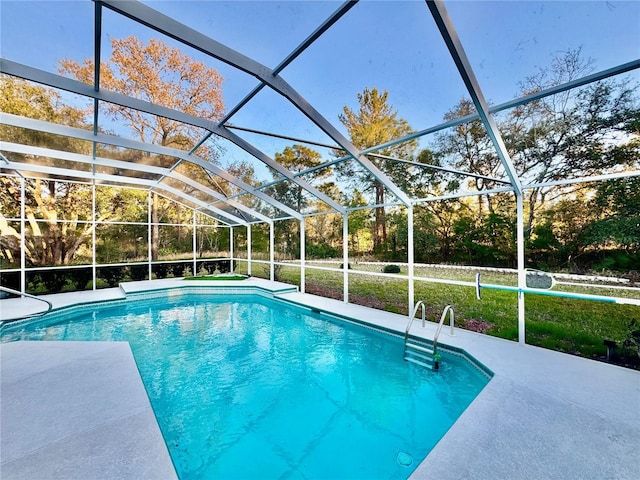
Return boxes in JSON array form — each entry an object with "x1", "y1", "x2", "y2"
[{"x1": 60, "y1": 36, "x2": 226, "y2": 259}]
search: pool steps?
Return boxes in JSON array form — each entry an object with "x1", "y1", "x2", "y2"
[
  {"x1": 404, "y1": 303, "x2": 455, "y2": 370},
  {"x1": 404, "y1": 338, "x2": 437, "y2": 369}
]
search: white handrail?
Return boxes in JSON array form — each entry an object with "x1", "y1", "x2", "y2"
[
  {"x1": 0, "y1": 286, "x2": 53, "y2": 322},
  {"x1": 433, "y1": 305, "x2": 454, "y2": 356},
  {"x1": 404, "y1": 300, "x2": 425, "y2": 345}
]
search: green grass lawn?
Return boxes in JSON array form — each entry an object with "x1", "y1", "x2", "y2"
[{"x1": 234, "y1": 261, "x2": 639, "y2": 369}]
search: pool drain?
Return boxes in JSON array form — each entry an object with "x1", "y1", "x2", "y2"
[{"x1": 397, "y1": 452, "x2": 413, "y2": 467}]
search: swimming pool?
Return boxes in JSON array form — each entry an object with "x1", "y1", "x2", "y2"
[{"x1": 1, "y1": 290, "x2": 490, "y2": 479}]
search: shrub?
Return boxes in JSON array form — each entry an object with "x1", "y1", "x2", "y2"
[
  {"x1": 27, "y1": 280, "x2": 48, "y2": 294},
  {"x1": 382, "y1": 264, "x2": 401, "y2": 274},
  {"x1": 623, "y1": 319, "x2": 640, "y2": 360},
  {"x1": 60, "y1": 279, "x2": 78, "y2": 292},
  {"x1": 306, "y1": 243, "x2": 340, "y2": 259},
  {"x1": 86, "y1": 278, "x2": 110, "y2": 290}
]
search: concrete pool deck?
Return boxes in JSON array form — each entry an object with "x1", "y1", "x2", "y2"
[
  {"x1": 1, "y1": 278, "x2": 639, "y2": 479},
  {"x1": 0, "y1": 341, "x2": 177, "y2": 479}
]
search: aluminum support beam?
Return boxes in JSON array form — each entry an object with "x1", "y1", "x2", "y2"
[
  {"x1": 426, "y1": 0, "x2": 522, "y2": 194},
  {"x1": 346, "y1": 201, "x2": 405, "y2": 213},
  {"x1": 92, "y1": 180, "x2": 97, "y2": 290},
  {"x1": 192, "y1": 210, "x2": 197, "y2": 276},
  {"x1": 230, "y1": 227, "x2": 234, "y2": 272},
  {"x1": 96, "y1": 0, "x2": 411, "y2": 207},
  {"x1": 225, "y1": 125, "x2": 339, "y2": 151},
  {"x1": 219, "y1": 128, "x2": 345, "y2": 214},
  {"x1": 93, "y1": 1, "x2": 102, "y2": 90},
  {"x1": 147, "y1": 191, "x2": 152, "y2": 279},
  {"x1": 0, "y1": 142, "x2": 248, "y2": 225},
  {"x1": 413, "y1": 186, "x2": 515, "y2": 204},
  {"x1": 357, "y1": 59, "x2": 640, "y2": 158},
  {"x1": 92, "y1": 1, "x2": 102, "y2": 157},
  {"x1": 0, "y1": 59, "x2": 339, "y2": 215},
  {"x1": 368, "y1": 152, "x2": 511, "y2": 185},
  {"x1": 0, "y1": 112, "x2": 298, "y2": 221},
  {"x1": 3, "y1": 47, "x2": 637, "y2": 214},
  {"x1": 170, "y1": 172, "x2": 272, "y2": 224},
  {"x1": 19, "y1": 177, "x2": 26, "y2": 292},
  {"x1": 407, "y1": 204, "x2": 414, "y2": 317},
  {"x1": 1, "y1": 140, "x2": 166, "y2": 176},
  {"x1": 273, "y1": 1, "x2": 358, "y2": 75},
  {"x1": 2, "y1": 161, "x2": 150, "y2": 189},
  {"x1": 221, "y1": 0, "x2": 358, "y2": 125},
  {"x1": 289, "y1": 54, "x2": 640, "y2": 184},
  {"x1": 92, "y1": 1, "x2": 346, "y2": 215},
  {"x1": 142, "y1": 185, "x2": 247, "y2": 225},
  {"x1": 300, "y1": 219, "x2": 306, "y2": 294},
  {"x1": 269, "y1": 222, "x2": 275, "y2": 282},
  {"x1": 2, "y1": 158, "x2": 246, "y2": 226},
  {"x1": 523, "y1": 170, "x2": 640, "y2": 190},
  {"x1": 343, "y1": 214, "x2": 349, "y2": 303},
  {"x1": 247, "y1": 224, "x2": 252, "y2": 276},
  {"x1": 3, "y1": 133, "x2": 267, "y2": 222},
  {"x1": 516, "y1": 192, "x2": 526, "y2": 344}
]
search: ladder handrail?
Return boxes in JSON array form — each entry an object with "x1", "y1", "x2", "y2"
[
  {"x1": 433, "y1": 305, "x2": 454, "y2": 357},
  {"x1": 404, "y1": 300, "x2": 425, "y2": 345},
  {"x1": 0, "y1": 286, "x2": 53, "y2": 321}
]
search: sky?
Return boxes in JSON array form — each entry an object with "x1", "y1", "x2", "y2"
[{"x1": 1, "y1": 0, "x2": 639, "y2": 183}]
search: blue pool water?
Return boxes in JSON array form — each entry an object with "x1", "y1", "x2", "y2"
[{"x1": 2, "y1": 291, "x2": 490, "y2": 479}]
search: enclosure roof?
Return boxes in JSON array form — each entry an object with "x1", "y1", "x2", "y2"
[{"x1": 1, "y1": 0, "x2": 639, "y2": 225}]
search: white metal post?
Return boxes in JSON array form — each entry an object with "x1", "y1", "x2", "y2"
[
  {"x1": 343, "y1": 213, "x2": 349, "y2": 303},
  {"x1": 92, "y1": 180, "x2": 96, "y2": 290},
  {"x1": 20, "y1": 176, "x2": 25, "y2": 293},
  {"x1": 300, "y1": 218, "x2": 306, "y2": 293},
  {"x1": 407, "y1": 204, "x2": 415, "y2": 317},
  {"x1": 269, "y1": 221, "x2": 275, "y2": 282},
  {"x1": 192, "y1": 210, "x2": 197, "y2": 277},
  {"x1": 517, "y1": 192, "x2": 526, "y2": 344},
  {"x1": 148, "y1": 190, "x2": 152, "y2": 281},
  {"x1": 247, "y1": 224, "x2": 252, "y2": 276},
  {"x1": 229, "y1": 226, "x2": 234, "y2": 273}
]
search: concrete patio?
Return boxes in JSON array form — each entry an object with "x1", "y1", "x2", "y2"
[{"x1": 1, "y1": 341, "x2": 177, "y2": 479}]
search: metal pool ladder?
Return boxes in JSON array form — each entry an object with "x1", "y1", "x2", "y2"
[{"x1": 403, "y1": 302, "x2": 455, "y2": 371}]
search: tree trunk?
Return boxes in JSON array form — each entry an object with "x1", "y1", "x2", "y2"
[
  {"x1": 527, "y1": 189, "x2": 538, "y2": 239},
  {"x1": 64, "y1": 226, "x2": 93, "y2": 264},
  {"x1": 487, "y1": 195, "x2": 495, "y2": 215},
  {"x1": 475, "y1": 179, "x2": 484, "y2": 224}
]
